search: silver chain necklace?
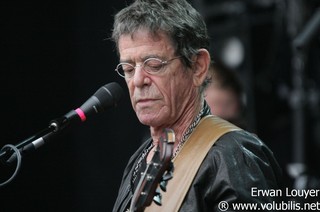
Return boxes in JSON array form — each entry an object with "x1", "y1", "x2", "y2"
[{"x1": 171, "y1": 104, "x2": 205, "y2": 159}]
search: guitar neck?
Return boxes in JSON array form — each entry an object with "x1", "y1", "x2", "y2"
[{"x1": 129, "y1": 128, "x2": 175, "y2": 212}]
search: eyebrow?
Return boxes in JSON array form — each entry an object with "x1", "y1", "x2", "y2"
[
  {"x1": 119, "y1": 54, "x2": 163, "y2": 64},
  {"x1": 143, "y1": 54, "x2": 162, "y2": 60},
  {"x1": 119, "y1": 58, "x2": 133, "y2": 64}
]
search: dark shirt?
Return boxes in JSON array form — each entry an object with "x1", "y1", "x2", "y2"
[{"x1": 112, "y1": 128, "x2": 283, "y2": 212}]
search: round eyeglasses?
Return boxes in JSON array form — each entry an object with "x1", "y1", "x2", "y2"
[{"x1": 115, "y1": 56, "x2": 181, "y2": 78}]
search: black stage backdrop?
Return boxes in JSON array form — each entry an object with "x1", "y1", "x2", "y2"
[{"x1": 0, "y1": 1, "x2": 148, "y2": 211}]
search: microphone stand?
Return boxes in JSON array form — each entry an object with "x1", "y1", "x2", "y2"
[
  {"x1": 0, "y1": 115, "x2": 76, "y2": 186},
  {"x1": 1, "y1": 125, "x2": 53, "y2": 161}
]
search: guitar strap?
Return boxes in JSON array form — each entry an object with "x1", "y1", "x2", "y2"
[{"x1": 145, "y1": 115, "x2": 241, "y2": 212}]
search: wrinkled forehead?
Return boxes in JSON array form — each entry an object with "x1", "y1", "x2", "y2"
[
  {"x1": 118, "y1": 29, "x2": 178, "y2": 61},
  {"x1": 117, "y1": 28, "x2": 176, "y2": 53}
]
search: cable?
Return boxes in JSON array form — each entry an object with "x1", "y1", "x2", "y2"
[{"x1": 0, "y1": 144, "x2": 22, "y2": 187}]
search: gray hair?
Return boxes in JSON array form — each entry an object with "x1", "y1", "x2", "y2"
[{"x1": 111, "y1": 0, "x2": 210, "y2": 90}]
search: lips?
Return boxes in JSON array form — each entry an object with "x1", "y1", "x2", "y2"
[
  {"x1": 138, "y1": 98, "x2": 153, "y2": 102},
  {"x1": 136, "y1": 98, "x2": 157, "y2": 107},
  {"x1": 137, "y1": 98, "x2": 153, "y2": 103}
]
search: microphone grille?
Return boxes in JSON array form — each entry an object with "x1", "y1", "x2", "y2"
[{"x1": 94, "y1": 82, "x2": 124, "y2": 109}]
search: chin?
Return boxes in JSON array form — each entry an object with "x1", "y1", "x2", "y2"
[
  {"x1": 138, "y1": 115, "x2": 159, "y2": 127},
  {"x1": 138, "y1": 118, "x2": 153, "y2": 126}
]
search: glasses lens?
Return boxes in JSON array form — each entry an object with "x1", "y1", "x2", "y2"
[
  {"x1": 144, "y1": 58, "x2": 163, "y2": 74},
  {"x1": 116, "y1": 63, "x2": 134, "y2": 78}
]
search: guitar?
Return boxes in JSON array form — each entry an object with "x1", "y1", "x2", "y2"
[{"x1": 129, "y1": 128, "x2": 175, "y2": 212}]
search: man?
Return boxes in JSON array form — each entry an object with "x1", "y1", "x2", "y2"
[
  {"x1": 111, "y1": 0, "x2": 282, "y2": 211},
  {"x1": 205, "y1": 60, "x2": 247, "y2": 129}
]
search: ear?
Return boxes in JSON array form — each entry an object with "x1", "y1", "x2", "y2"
[{"x1": 192, "y1": 49, "x2": 210, "y2": 87}]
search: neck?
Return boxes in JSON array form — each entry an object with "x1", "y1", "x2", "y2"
[{"x1": 150, "y1": 98, "x2": 203, "y2": 149}]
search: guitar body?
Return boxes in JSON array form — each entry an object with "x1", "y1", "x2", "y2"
[{"x1": 129, "y1": 128, "x2": 175, "y2": 212}]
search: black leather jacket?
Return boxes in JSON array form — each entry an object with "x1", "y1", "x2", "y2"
[{"x1": 112, "y1": 129, "x2": 283, "y2": 212}]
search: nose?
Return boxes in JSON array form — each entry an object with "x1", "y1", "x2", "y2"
[{"x1": 132, "y1": 65, "x2": 151, "y2": 87}]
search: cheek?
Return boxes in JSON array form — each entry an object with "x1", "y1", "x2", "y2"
[
  {"x1": 167, "y1": 78, "x2": 192, "y2": 110},
  {"x1": 126, "y1": 81, "x2": 136, "y2": 107}
]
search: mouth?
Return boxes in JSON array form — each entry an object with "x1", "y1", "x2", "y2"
[
  {"x1": 136, "y1": 98, "x2": 157, "y2": 107},
  {"x1": 137, "y1": 98, "x2": 153, "y2": 103}
]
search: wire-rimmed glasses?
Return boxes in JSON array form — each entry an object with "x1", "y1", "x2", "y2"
[{"x1": 115, "y1": 56, "x2": 181, "y2": 78}]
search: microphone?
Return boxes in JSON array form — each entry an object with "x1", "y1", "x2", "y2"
[
  {"x1": 1, "y1": 82, "x2": 124, "y2": 164},
  {"x1": 51, "y1": 82, "x2": 124, "y2": 130}
]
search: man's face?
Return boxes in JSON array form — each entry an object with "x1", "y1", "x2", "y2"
[{"x1": 118, "y1": 30, "x2": 196, "y2": 128}]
